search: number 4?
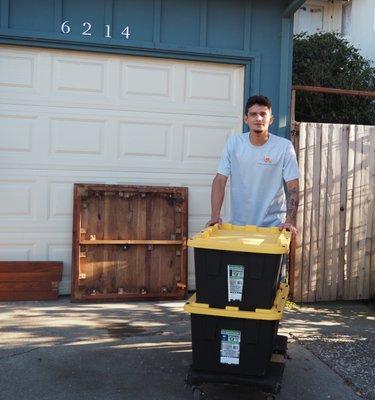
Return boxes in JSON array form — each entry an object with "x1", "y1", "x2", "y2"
[{"x1": 121, "y1": 26, "x2": 130, "y2": 39}]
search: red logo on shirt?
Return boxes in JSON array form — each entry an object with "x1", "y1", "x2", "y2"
[{"x1": 264, "y1": 156, "x2": 272, "y2": 163}]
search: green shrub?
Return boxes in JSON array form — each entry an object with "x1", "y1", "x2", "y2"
[{"x1": 293, "y1": 32, "x2": 375, "y2": 124}]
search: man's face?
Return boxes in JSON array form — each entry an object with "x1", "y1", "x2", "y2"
[{"x1": 244, "y1": 104, "x2": 273, "y2": 134}]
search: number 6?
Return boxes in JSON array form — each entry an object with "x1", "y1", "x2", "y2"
[{"x1": 61, "y1": 21, "x2": 71, "y2": 34}]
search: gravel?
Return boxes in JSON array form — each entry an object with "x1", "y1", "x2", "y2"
[{"x1": 282, "y1": 302, "x2": 375, "y2": 400}]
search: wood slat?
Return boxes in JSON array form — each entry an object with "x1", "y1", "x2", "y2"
[
  {"x1": 315, "y1": 124, "x2": 329, "y2": 301},
  {"x1": 337, "y1": 126, "x2": 350, "y2": 299},
  {"x1": 71, "y1": 184, "x2": 83, "y2": 300},
  {"x1": 329, "y1": 125, "x2": 343, "y2": 300},
  {"x1": 349, "y1": 126, "x2": 364, "y2": 299},
  {"x1": 145, "y1": 194, "x2": 152, "y2": 293},
  {"x1": 321, "y1": 124, "x2": 335, "y2": 301},
  {"x1": 343, "y1": 125, "x2": 356, "y2": 298},
  {"x1": 0, "y1": 261, "x2": 63, "y2": 292},
  {"x1": 307, "y1": 123, "x2": 322, "y2": 302},
  {"x1": 371, "y1": 207, "x2": 375, "y2": 298},
  {"x1": 0, "y1": 261, "x2": 62, "y2": 275},
  {"x1": 301, "y1": 123, "x2": 314, "y2": 302},
  {"x1": 369, "y1": 128, "x2": 375, "y2": 298},
  {"x1": 357, "y1": 127, "x2": 371, "y2": 299},
  {"x1": 0, "y1": 281, "x2": 57, "y2": 292},
  {"x1": 80, "y1": 240, "x2": 183, "y2": 245},
  {"x1": 293, "y1": 122, "x2": 306, "y2": 302},
  {"x1": 0, "y1": 272, "x2": 62, "y2": 282},
  {"x1": 288, "y1": 128, "x2": 298, "y2": 298}
]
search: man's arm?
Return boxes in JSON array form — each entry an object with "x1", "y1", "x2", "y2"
[
  {"x1": 206, "y1": 173, "x2": 228, "y2": 227},
  {"x1": 279, "y1": 178, "x2": 299, "y2": 236}
]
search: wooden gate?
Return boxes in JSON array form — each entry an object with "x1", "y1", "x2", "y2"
[{"x1": 292, "y1": 123, "x2": 375, "y2": 302}]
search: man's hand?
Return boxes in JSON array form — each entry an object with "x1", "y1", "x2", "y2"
[
  {"x1": 205, "y1": 217, "x2": 222, "y2": 228},
  {"x1": 206, "y1": 174, "x2": 228, "y2": 229},
  {"x1": 278, "y1": 221, "x2": 297, "y2": 238}
]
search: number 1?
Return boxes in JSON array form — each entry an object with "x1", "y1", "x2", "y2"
[{"x1": 105, "y1": 25, "x2": 111, "y2": 38}]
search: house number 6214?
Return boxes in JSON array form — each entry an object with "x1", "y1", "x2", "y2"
[{"x1": 61, "y1": 21, "x2": 130, "y2": 39}]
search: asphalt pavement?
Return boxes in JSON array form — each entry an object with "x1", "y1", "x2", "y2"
[{"x1": 0, "y1": 297, "x2": 372, "y2": 400}]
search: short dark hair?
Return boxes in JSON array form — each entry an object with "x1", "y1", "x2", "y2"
[{"x1": 245, "y1": 95, "x2": 272, "y2": 115}]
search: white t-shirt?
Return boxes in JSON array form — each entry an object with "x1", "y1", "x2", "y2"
[{"x1": 217, "y1": 132, "x2": 299, "y2": 227}]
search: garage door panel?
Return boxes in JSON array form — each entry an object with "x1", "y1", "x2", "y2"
[
  {"x1": 0, "y1": 176, "x2": 60, "y2": 229},
  {"x1": 50, "y1": 117, "x2": 107, "y2": 157},
  {"x1": 121, "y1": 62, "x2": 175, "y2": 100},
  {"x1": 0, "y1": 52, "x2": 36, "y2": 91},
  {"x1": 182, "y1": 124, "x2": 232, "y2": 161},
  {"x1": 0, "y1": 180, "x2": 36, "y2": 218},
  {"x1": 47, "y1": 243, "x2": 72, "y2": 293},
  {"x1": 0, "y1": 114, "x2": 35, "y2": 152},
  {"x1": 185, "y1": 183, "x2": 230, "y2": 220},
  {"x1": 188, "y1": 184, "x2": 212, "y2": 218},
  {"x1": 1, "y1": 46, "x2": 244, "y2": 293},
  {"x1": 118, "y1": 120, "x2": 172, "y2": 160},
  {"x1": 0, "y1": 244, "x2": 35, "y2": 260},
  {"x1": 53, "y1": 58, "x2": 108, "y2": 95},
  {"x1": 48, "y1": 182, "x2": 74, "y2": 221},
  {"x1": 0, "y1": 112, "x2": 48, "y2": 163},
  {"x1": 184, "y1": 64, "x2": 243, "y2": 111},
  {"x1": 186, "y1": 68, "x2": 231, "y2": 101}
]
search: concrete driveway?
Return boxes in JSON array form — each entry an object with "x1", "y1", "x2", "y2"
[{"x1": 0, "y1": 298, "x2": 370, "y2": 400}]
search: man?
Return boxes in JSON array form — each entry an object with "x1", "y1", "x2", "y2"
[{"x1": 206, "y1": 95, "x2": 299, "y2": 236}]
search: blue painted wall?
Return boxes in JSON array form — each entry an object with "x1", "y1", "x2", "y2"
[{"x1": 0, "y1": 0, "x2": 294, "y2": 137}]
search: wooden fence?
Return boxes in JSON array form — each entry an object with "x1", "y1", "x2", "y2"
[{"x1": 291, "y1": 123, "x2": 375, "y2": 302}]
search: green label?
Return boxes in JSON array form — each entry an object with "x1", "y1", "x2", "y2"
[
  {"x1": 227, "y1": 264, "x2": 244, "y2": 301},
  {"x1": 220, "y1": 329, "x2": 241, "y2": 365}
]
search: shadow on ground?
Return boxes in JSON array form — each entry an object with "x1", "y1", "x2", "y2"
[{"x1": 282, "y1": 302, "x2": 375, "y2": 400}]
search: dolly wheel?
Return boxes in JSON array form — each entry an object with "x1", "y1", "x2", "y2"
[{"x1": 193, "y1": 387, "x2": 203, "y2": 400}]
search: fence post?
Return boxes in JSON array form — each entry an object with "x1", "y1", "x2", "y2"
[{"x1": 289, "y1": 89, "x2": 299, "y2": 299}]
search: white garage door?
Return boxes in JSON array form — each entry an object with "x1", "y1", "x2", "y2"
[{"x1": 0, "y1": 45, "x2": 244, "y2": 294}]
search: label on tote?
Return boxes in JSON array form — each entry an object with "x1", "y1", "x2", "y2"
[
  {"x1": 227, "y1": 264, "x2": 244, "y2": 302},
  {"x1": 220, "y1": 329, "x2": 241, "y2": 365}
]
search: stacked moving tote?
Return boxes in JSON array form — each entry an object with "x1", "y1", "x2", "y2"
[{"x1": 184, "y1": 224, "x2": 291, "y2": 397}]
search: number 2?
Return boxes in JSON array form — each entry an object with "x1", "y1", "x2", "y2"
[{"x1": 82, "y1": 22, "x2": 92, "y2": 36}]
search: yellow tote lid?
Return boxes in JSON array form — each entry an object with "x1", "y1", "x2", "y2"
[
  {"x1": 184, "y1": 283, "x2": 289, "y2": 320},
  {"x1": 187, "y1": 223, "x2": 291, "y2": 254}
]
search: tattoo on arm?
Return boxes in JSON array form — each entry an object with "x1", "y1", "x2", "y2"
[{"x1": 286, "y1": 179, "x2": 299, "y2": 225}]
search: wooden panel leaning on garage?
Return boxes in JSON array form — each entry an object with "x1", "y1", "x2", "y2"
[
  {"x1": 0, "y1": 262, "x2": 63, "y2": 301},
  {"x1": 71, "y1": 184, "x2": 188, "y2": 302}
]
